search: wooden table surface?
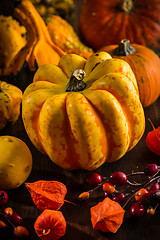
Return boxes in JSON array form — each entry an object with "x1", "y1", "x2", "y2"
[{"x1": 1, "y1": 1, "x2": 160, "y2": 239}]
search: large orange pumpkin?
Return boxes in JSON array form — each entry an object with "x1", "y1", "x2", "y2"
[
  {"x1": 22, "y1": 52, "x2": 145, "y2": 170},
  {"x1": 79, "y1": 0, "x2": 160, "y2": 51},
  {"x1": 100, "y1": 39, "x2": 160, "y2": 108}
]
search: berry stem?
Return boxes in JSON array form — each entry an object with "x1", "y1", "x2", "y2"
[
  {"x1": 0, "y1": 211, "x2": 15, "y2": 228},
  {"x1": 123, "y1": 174, "x2": 160, "y2": 208},
  {"x1": 83, "y1": 177, "x2": 109, "y2": 197}
]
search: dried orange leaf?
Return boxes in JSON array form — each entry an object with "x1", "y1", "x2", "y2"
[
  {"x1": 25, "y1": 180, "x2": 67, "y2": 211},
  {"x1": 90, "y1": 197, "x2": 125, "y2": 233}
]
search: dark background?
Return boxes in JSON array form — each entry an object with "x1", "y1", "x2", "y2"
[{"x1": 1, "y1": 0, "x2": 160, "y2": 239}]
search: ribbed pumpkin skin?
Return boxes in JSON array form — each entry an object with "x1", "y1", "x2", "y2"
[
  {"x1": 79, "y1": 0, "x2": 160, "y2": 50},
  {"x1": 100, "y1": 43, "x2": 160, "y2": 108},
  {"x1": 22, "y1": 52, "x2": 145, "y2": 170}
]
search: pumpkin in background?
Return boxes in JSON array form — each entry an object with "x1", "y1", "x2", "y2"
[
  {"x1": 22, "y1": 52, "x2": 145, "y2": 170},
  {"x1": 46, "y1": 15, "x2": 94, "y2": 59},
  {"x1": 79, "y1": 0, "x2": 160, "y2": 51},
  {"x1": 0, "y1": 81, "x2": 22, "y2": 130},
  {"x1": 100, "y1": 39, "x2": 160, "y2": 108},
  {"x1": 0, "y1": 15, "x2": 27, "y2": 77},
  {"x1": 8, "y1": 0, "x2": 65, "y2": 76}
]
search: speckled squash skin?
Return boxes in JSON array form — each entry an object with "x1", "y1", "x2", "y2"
[
  {"x1": 46, "y1": 15, "x2": 93, "y2": 59},
  {"x1": 22, "y1": 52, "x2": 145, "y2": 170},
  {"x1": 0, "y1": 15, "x2": 26, "y2": 76},
  {"x1": 0, "y1": 81, "x2": 22, "y2": 130}
]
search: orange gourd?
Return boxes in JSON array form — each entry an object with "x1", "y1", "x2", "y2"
[
  {"x1": 46, "y1": 15, "x2": 94, "y2": 59},
  {"x1": 100, "y1": 39, "x2": 160, "y2": 108},
  {"x1": 9, "y1": 0, "x2": 65, "y2": 76}
]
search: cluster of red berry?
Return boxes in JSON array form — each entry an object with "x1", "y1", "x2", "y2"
[
  {"x1": 0, "y1": 190, "x2": 29, "y2": 239},
  {"x1": 79, "y1": 163, "x2": 160, "y2": 217}
]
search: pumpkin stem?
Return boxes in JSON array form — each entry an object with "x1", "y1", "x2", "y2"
[
  {"x1": 66, "y1": 69, "x2": 86, "y2": 92},
  {"x1": 113, "y1": 39, "x2": 136, "y2": 56},
  {"x1": 119, "y1": 0, "x2": 134, "y2": 13}
]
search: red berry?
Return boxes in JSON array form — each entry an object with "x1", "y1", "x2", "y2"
[
  {"x1": 144, "y1": 163, "x2": 158, "y2": 176},
  {"x1": 103, "y1": 192, "x2": 110, "y2": 198},
  {"x1": 149, "y1": 182, "x2": 160, "y2": 193},
  {"x1": 109, "y1": 172, "x2": 127, "y2": 186},
  {"x1": 85, "y1": 173, "x2": 102, "y2": 187},
  {"x1": 112, "y1": 192, "x2": 127, "y2": 203},
  {"x1": 0, "y1": 190, "x2": 8, "y2": 206},
  {"x1": 130, "y1": 202, "x2": 145, "y2": 217},
  {"x1": 8, "y1": 211, "x2": 23, "y2": 225},
  {"x1": 149, "y1": 190, "x2": 160, "y2": 202}
]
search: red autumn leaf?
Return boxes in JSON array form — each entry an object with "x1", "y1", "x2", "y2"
[
  {"x1": 90, "y1": 197, "x2": 125, "y2": 233},
  {"x1": 25, "y1": 180, "x2": 67, "y2": 211},
  {"x1": 146, "y1": 126, "x2": 160, "y2": 156},
  {"x1": 34, "y1": 209, "x2": 66, "y2": 240}
]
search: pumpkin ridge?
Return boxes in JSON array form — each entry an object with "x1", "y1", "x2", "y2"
[
  {"x1": 37, "y1": 93, "x2": 86, "y2": 170},
  {"x1": 84, "y1": 88, "x2": 131, "y2": 162},
  {"x1": 83, "y1": 91, "x2": 114, "y2": 162},
  {"x1": 88, "y1": 73, "x2": 144, "y2": 151},
  {"x1": 67, "y1": 93, "x2": 107, "y2": 170},
  {"x1": 22, "y1": 89, "x2": 53, "y2": 153},
  {"x1": 63, "y1": 93, "x2": 84, "y2": 170}
]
